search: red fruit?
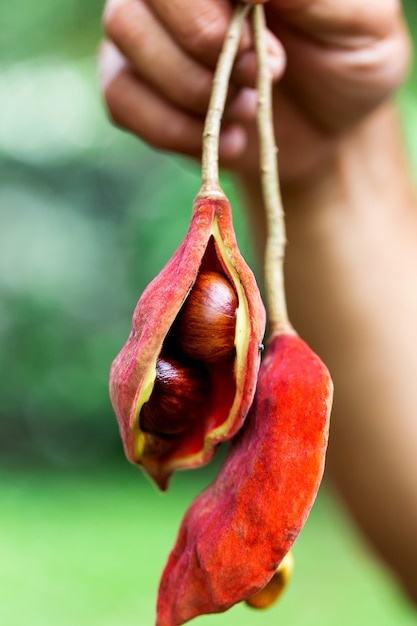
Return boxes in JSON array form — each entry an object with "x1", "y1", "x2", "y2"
[{"x1": 156, "y1": 333, "x2": 333, "y2": 626}]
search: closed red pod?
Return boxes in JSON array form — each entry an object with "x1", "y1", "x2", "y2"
[{"x1": 157, "y1": 333, "x2": 333, "y2": 625}]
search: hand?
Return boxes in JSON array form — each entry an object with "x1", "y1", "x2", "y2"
[{"x1": 99, "y1": 0, "x2": 410, "y2": 184}]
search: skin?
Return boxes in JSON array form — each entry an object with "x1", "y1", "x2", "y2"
[{"x1": 99, "y1": 0, "x2": 417, "y2": 606}]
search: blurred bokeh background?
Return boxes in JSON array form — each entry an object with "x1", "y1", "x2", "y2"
[{"x1": 1, "y1": 1, "x2": 417, "y2": 625}]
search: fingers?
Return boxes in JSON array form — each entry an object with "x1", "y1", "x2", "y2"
[
  {"x1": 101, "y1": 0, "x2": 286, "y2": 169},
  {"x1": 99, "y1": 41, "x2": 204, "y2": 155},
  {"x1": 147, "y1": 0, "x2": 284, "y2": 83},
  {"x1": 99, "y1": 41, "x2": 248, "y2": 165},
  {"x1": 102, "y1": 0, "x2": 284, "y2": 150},
  {"x1": 103, "y1": 0, "x2": 285, "y2": 94},
  {"x1": 103, "y1": 0, "x2": 221, "y2": 115}
]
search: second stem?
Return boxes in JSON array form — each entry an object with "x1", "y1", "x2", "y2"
[{"x1": 253, "y1": 4, "x2": 292, "y2": 335}]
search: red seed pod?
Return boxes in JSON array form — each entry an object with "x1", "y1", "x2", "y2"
[
  {"x1": 156, "y1": 333, "x2": 333, "y2": 626},
  {"x1": 109, "y1": 196, "x2": 266, "y2": 490}
]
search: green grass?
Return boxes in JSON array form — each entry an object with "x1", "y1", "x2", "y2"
[{"x1": 1, "y1": 464, "x2": 416, "y2": 626}]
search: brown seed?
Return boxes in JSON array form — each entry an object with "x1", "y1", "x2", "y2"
[
  {"x1": 140, "y1": 355, "x2": 209, "y2": 436},
  {"x1": 174, "y1": 270, "x2": 237, "y2": 362}
]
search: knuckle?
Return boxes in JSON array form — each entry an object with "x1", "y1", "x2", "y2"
[
  {"x1": 378, "y1": 29, "x2": 411, "y2": 92},
  {"x1": 355, "y1": 27, "x2": 411, "y2": 96}
]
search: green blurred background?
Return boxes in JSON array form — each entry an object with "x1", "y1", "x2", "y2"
[{"x1": 1, "y1": 2, "x2": 417, "y2": 625}]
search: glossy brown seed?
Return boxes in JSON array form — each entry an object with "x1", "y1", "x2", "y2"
[
  {"x1": 174, "y1": 270, "x2": 237, "y2": 362},
  {"x1": 140, "y1": 355, "x2": 210, "y2": 436}
]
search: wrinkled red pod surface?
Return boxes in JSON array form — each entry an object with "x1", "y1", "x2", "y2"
[
  {"x1": 157, "y1": 333, "x2": 333, "y2": 625},
  {"x1": 110, "y1": 195, "x2": 266, "y2": 490}
]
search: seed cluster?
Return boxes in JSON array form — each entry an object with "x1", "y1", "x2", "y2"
[{"x1": 139, "y1": 270, "x2": 238, "y2": 440}]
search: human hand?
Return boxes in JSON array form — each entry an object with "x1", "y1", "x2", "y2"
[{"x1": 100, "y1": 0, "x2": 410, "y2": 185}]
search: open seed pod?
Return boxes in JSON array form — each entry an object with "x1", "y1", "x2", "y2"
[{"x1": 109, "y1": 194, "x2": 266, "y2": 490}]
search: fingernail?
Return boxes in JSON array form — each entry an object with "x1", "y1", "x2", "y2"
[
  {"x1": 98, "y1": 40, "x2": 128, "y2": 90},
  {"x1": 267, "y1": 52, "x2": 285, "y2": 80},
  {"x1": 265, "y1": 31, "x2": 286, "y2": 80}
]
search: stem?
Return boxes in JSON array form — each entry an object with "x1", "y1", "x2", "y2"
[
  {"x1": 252, "y1": 5, "x2": 292, "y2": 334},
  {"x1": 198, "y1": 3, "x2": 251, "y2": 199}
]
